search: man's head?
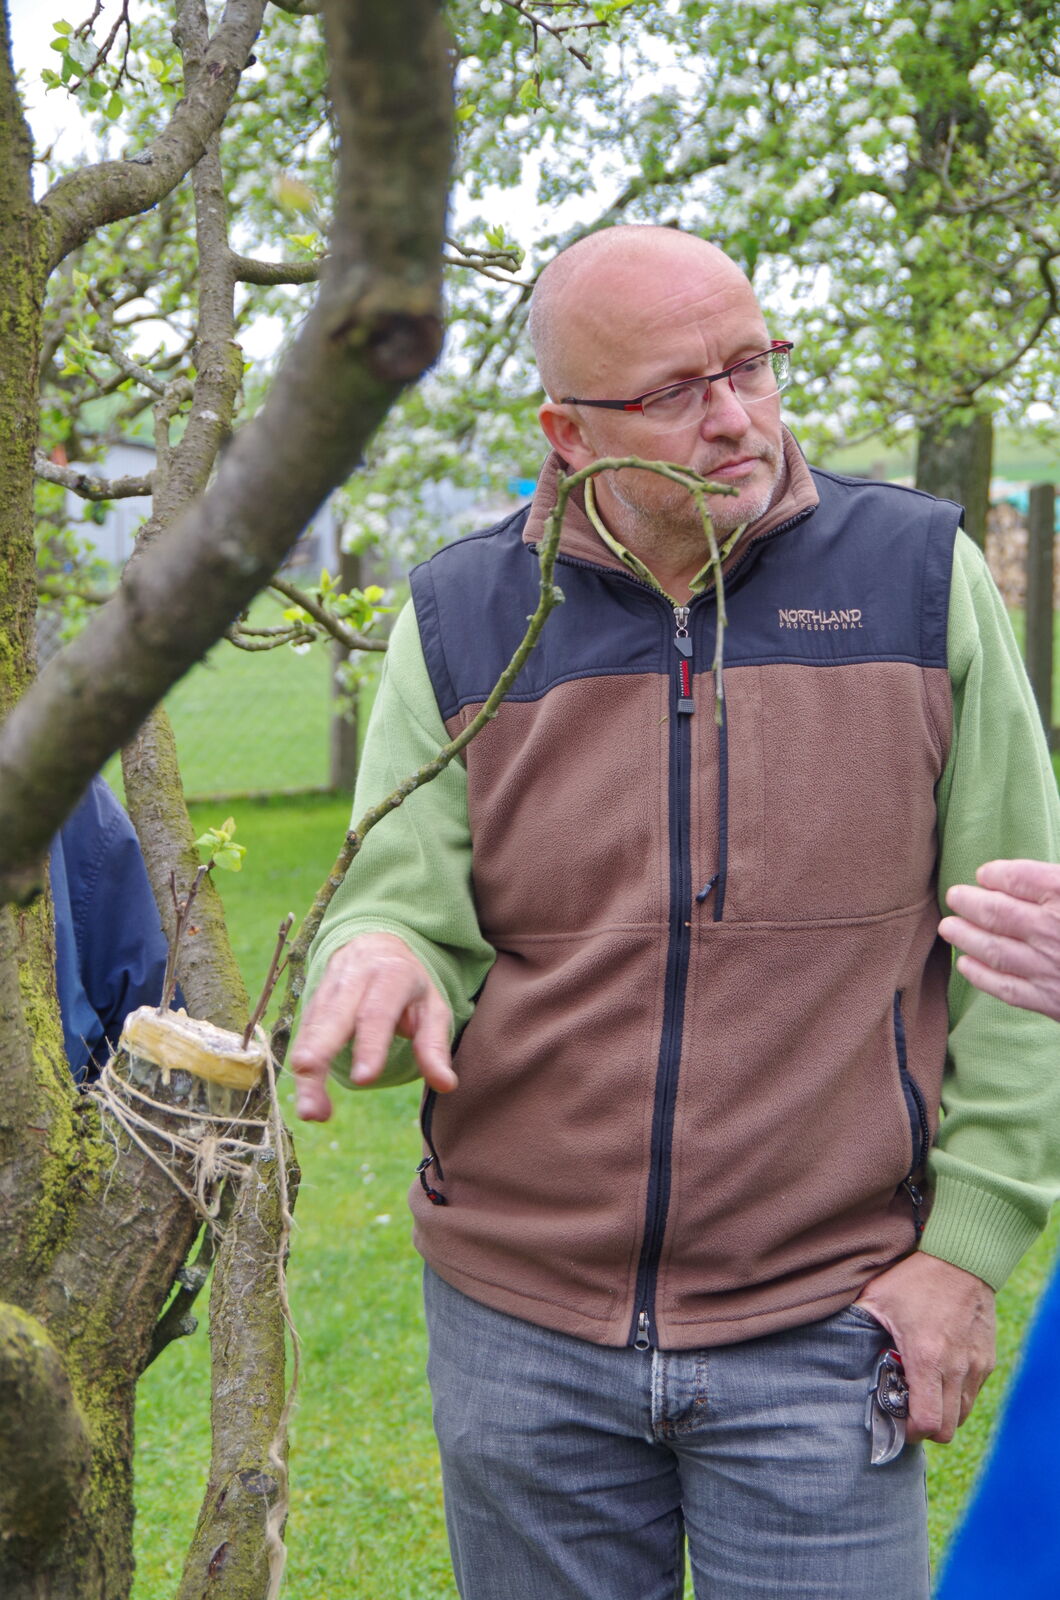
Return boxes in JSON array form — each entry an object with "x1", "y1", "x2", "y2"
[{"x1": 529, "y1": 227, "x2": 785, "y2": 541}]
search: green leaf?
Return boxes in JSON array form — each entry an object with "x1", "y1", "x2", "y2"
[
  {"x1": 212, "y1": 843, "x2": 246, "y2": 872},
  {"x1": 105, "y1": 92, "x2": 124, "y2": 120}
]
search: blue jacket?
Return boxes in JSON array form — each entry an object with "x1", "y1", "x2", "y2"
[
  {"x1": 935, "y1": 1262, "x2": 1060, "y2": 1596},
  {"x1": 50, "y1": 777, "x2": 171, "y2": 1082}
]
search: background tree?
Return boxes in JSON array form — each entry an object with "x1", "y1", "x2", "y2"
[
  {"x1": 0, "y1": 0, "x2": 454, "y2": 1592},
  {"x1": 3, "y1": 0, "x2": 1058, "y2": 1591},
  {"x1": 356, "y1": 0, "x2": 1060, "y2": 552}
]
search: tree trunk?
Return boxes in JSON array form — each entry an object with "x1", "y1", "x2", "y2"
[{"x1": 914, "y1": 411, "x2": 993, "y2": 548}]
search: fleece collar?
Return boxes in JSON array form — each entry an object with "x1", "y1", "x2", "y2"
[{"x1": 522, "y1": 427, "x2": 820, "y2": 590}]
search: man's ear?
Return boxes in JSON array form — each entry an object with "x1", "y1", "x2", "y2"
[{"x1": 538, "y1": 400, "x2": 594, "y2": 469}]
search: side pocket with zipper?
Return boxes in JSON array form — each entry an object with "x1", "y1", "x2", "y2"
[
  {"x1": 417, "y1": 1088, "x2": 448, "y2": 1206},
  {"x1": 892, "y1": 990, "x2": 929, "y2": 1237}
]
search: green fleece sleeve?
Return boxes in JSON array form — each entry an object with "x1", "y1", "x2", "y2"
[
  {"x1": 300, "y1": 600, "x2": 496, "y2": 1088},
  {"x1": 921, "y1": 531, "x2": 1060, "y2": 1288}
]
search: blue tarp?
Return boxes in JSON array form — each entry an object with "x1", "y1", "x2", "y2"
[{"x1": 935, "y1": 1261, "x2": 1060, "y2": 1597}]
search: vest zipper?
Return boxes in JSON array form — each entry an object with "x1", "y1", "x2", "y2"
[{"x1": 627, "y1": 598, "x2": 698, "y2": 1348}]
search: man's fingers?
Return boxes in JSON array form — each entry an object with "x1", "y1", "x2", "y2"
[
  {"x1": 290, "y1": 955, "x2": 374, "y2": 1120},
  {"x1": 291, "y1": 953, "x2": 370, "y2": 1076},
  {"x1": 954, "y1": 951, "x2": 1060, "y2": 1012},
  {"x1": 290, "y1": 934, "x2": 456, "y2": 1112},
  {"x1": 939, "y1": 911, "x2": 1049, "y2": 980},
  {"x1": 944, "y1": 883, "x2": 1049, "y2": 943},
  {"x1": 975, "y1": 857, "x2": 1060, "y2": 903},
  {"x1": 854, "y1": 1253, "x2": 996, "y2": 1447},
  {"x1": 293, "y1": 1070, "x2": 334, "y2": 1123},
  {"x1": 410, "y1": 987, "x2": 458, "y2": 1093},
  {"x1": 349, "y1": 976, "x2": 424, "y2": 1085}
]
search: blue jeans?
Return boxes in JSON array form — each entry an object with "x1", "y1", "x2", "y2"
[{"x1": 424, "y1": 1267, "x2": 929, "y2": 1599}]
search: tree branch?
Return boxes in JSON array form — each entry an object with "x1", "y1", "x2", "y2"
[
  {"x1": 36, "y1": 0, "x2": 267, "y2": 273},
  {"x1": 443, "y1": 252, "x2": 532, "y2": 286},
  {"x1": 0, "y1": 0, "x2": 454, "y2": 907},
  {"x1": 497, "y1": 0, "x2": 597, "y2": 70},
  {"x1": 33, "y1": 451, "x2": 153, "y2": 501},
  {"x1": 144, "y1": 1224, "x2": 217, "y2": 1367},
  {"x1": 0, "y1": 1304, "x2": 90, "y2": 1562},
  {"x1": 269, "y1": 573, "x2": 388, "y2": 651},
  {"x1": 230, "y1": 249, "x2": 325, "y2": 284}
]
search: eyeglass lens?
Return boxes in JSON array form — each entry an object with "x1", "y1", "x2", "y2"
[{"x1": 642, "y1": 348, "x2": 790, "y2": 422}]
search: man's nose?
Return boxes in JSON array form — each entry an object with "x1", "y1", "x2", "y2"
[{"x1": 699, "y1": 378, "x2": 751, "y2": 438}]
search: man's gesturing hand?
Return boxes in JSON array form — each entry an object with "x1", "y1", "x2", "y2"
[
  {"x1": 940, "y1": 858, "x2": 1060, "y2": 1024},
  {"x1": 853, "y1": 1254, "x2": 995, "y2": 1444},
  {"x1": 291, "y1": 933, "x2": 456, "y2": 1122}
]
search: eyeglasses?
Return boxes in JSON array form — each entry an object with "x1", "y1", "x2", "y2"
[{"x1": 562, "y1": 341, "x2": 793, "y2": 427}]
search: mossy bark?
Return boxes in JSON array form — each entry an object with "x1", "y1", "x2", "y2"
[
  {"x1": 177, "y1": 1141, "x2": 297, "y2": 1600},
  {"x1": 124, "y1": 705, "x2": 249, "y2": 1031},
  {"x1": 0, "y1": 1305, "x2": 92, "y2": 1594},
  {"x1": 1, "y1": 0, "x2": 455, "y2": 1592}
]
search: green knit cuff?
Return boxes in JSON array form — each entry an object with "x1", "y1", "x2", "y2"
[{"x1": 919, "y1": 1171, "x2": 1044, "y2": 1291}]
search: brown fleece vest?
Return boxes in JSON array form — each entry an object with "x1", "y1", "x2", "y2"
[{"x1": 409, "y1": 441, "x2": 961, "y2": 1349}]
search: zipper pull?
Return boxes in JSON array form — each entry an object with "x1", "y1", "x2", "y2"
[
  {"x1": 674, "y1": 606, "x2": 694, "y2": 715},
  {"x1": 901, "y1": 1178, "x2": 925, "y2": 1238},
  {"x1": 634, "y1": 1309, "x2": 652, "y2": 1351}
]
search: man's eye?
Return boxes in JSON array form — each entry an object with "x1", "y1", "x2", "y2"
[{"x1": 648, "y1": 383, "x2": 697, "y2": 410}]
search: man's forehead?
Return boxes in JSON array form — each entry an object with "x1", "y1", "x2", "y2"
[
  {"x1": 560, "y1": 263, "x2": 767, "y2": 391},
  {"x1": 529, "y1": 227, "x2": 767, "y2": 398}
]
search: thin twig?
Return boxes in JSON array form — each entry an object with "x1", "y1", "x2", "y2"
[
  {"x1": 269, "y1": 455, "x2": 736, "y2": 1061},
  {"x1": 269, "y1": 575, "x2": 389, "y2": 652},
  {"x1": 497, "y1": 0, "x2": 600, "y2": 69},
  {"x1": 144, "y1": 1220, "x2": 220, "y2": 1368},
  {"x1": 160, "y1": 863, "x2": 210, "y2": 1011},
  {"x1": 229, "y1": 251, "x2": 325, "y2": 286},
  {"x1": 37, "y1": 576, "x2": 115, "y2": 606},
  {"x1": 442, "y1": 253, "x2": 533, "y2": 286},
  {"x1": 244, "y1": 915, "x2": 295, "y2": 1049},
  {"x1": 225, "y1": 622, "x2": 317, "y2": 651}
]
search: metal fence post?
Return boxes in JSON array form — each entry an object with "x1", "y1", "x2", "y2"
[{"x1": 1025, "y1": 482, "x2": 1056, "y2": 745}]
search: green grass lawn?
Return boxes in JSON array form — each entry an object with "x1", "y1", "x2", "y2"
[
  {"x1": 104, "y1": 594, "x2": 336, "y2": 802},
  {"x1": 129, "y1": 792, "x2": 1060, "y2": 1596}
]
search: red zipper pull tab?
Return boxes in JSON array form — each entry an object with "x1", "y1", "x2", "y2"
[{"x1": 674, "y1": 606, "x2": 694, "y2": 714}]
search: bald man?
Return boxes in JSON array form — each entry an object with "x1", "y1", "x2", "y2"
[{"x1": 292, "y1": 227, "x2": 1060, "y2": 1599}]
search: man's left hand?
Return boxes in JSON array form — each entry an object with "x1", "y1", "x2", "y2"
[{"x1": 853, "y1": 1253, "x2": 995, "y2": 1444}]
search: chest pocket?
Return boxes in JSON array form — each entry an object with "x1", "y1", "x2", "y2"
[{"x1": 707, "y1": 660, "x2": 946, "y2": 924}]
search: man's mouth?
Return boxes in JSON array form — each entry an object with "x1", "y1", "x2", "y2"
[{"x1": 703, "y1": 456, "x2": 759, "y2": 484}]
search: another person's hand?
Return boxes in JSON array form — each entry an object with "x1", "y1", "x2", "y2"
[
  {"x1": 939, "y1": 859, "x2": 1060, "y2": 1023},
  {"x1": 291, "y1": 932, "x2": 456, "y2": 1122},
  {"x1": 853, "y1": 1253, "x2": 996, "y2": 1443}
]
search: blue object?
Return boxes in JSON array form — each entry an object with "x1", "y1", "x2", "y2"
[
  {"x1": 935, "y1": 1260, "x2": 1060, "y2": 1597},
  {"x1": 506, "y1": 477, "x2": 538, "y2": 499},
  {"x1": 50, "y1": 776, "x2": 172, "y2": 1082}
]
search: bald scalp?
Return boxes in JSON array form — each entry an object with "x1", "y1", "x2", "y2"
[{"x1": 528, "y1": 226, "x2": 752, "y2": 400}]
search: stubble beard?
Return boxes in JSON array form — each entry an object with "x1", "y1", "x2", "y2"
[{"x1": 608, "y1": 434, "x2": 784, "y2": 554}]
